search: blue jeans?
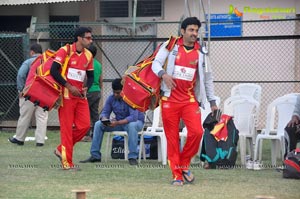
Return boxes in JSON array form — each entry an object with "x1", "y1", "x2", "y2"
[{"x1": 90, "y1": 120, "x2": 144, "y2": 159}]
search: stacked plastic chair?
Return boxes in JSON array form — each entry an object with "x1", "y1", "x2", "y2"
[
  {"x1": 138, "y1": 106, "x2": 167, "y2": 165},
  {"x1": 254, "y1": 94, "x2": 298, "y2": 166}
]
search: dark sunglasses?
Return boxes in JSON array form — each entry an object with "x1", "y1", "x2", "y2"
[{"x1": 82, "y1": 36, "x2": 93, "y2": 41}]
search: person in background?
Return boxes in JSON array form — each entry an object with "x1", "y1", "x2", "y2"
[
  {"x1": 82, "y1": 44, "x2": 103, "y2": 142},
  {"x1": 80, "y1": 78, "x2": 145, "y2": 166},
  {"x1": 50, "y1": 27, "x2": 94, "y2": 170},
  {"x1": 284, "y1": 94, "x2": 300, "y2": 157},
  {"x1": 151, "y1": 17, "x2": 218, "y2": 186},
  {"x1": 9, "y1": 43, "x2": 48, "y2": 147}
]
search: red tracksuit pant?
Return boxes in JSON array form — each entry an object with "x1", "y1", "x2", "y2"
[
  {"x1": 161, "y1": 100, "x2": 203, "y2": 181},
  {"x1": 56, "y1": 98, "x2": 90, "y2": 169}
]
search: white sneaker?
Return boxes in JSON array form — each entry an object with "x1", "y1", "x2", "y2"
[
  {"x1": 245, "y1": 155, "x2": 251, "y2": 162},
  {"x1": 246, "y1": 160, "x2": 254, "y2": 170},
  {"x1": 253, "y1": 161, "x2": 263, "y2": 170}
]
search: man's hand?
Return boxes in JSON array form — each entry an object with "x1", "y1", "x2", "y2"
[
  {"x1": 162, "y1": 74, "x2": 176, "y2": 90},
  {"x1": 109, "y1": 120, "x2": 119, "y2": 128},
  {"x1": 82, "y1": 87, "x2": 88, "y2": 98},
  {"x1": 65, "y1": 82, "x2": 82, "y2": 97},
  {"x1": 287, "y1": 115, "x2": 300, "y2": 127},
  {"x1": 210, "y1": 105, "x2": 218, "y2": 116},
  {"x1": 19, "y1": 92, "x2": 23, "y2": 98}
]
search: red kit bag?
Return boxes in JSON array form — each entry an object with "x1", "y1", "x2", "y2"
[
  {"x1": 121, "y1": 36, "x2": 177, "y2": 112},
  {"x1": 22, "y1": 45, "x2": 71, "y2": 111}
]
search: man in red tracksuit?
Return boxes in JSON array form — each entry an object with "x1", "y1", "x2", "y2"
[
  {"x1": 50, "y1": 27, "x2": 94, "y2": 170},
  {"x1": 152, "y1": 17, "x2": 218, "y2": 185}
]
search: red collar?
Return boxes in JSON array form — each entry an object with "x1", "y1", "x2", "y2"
[
  {"x1": 177, "y1": 37, "x2": 200, "y2": 50},
  {"x1": 71, "y1": 43, "x2": 85, "y2": 53}
]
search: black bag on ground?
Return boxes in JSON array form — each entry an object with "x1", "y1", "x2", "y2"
[
  {"x1": 111, "y1": 135, "x2": 158, "y2": 159},
  {"x1": 283, "y1": 148, "x2": 300, "y2": 179},
  {"x1": 111, "y1": 136, "x2": 127, "y2": 159},
  {"x1": 200, "y1": 114, "x2": 239, "y2": 168}
]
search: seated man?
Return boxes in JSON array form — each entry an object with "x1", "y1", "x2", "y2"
[
  {"x1": 80, "y1": 78, "x2": 145, "y2": 165},
  {"x1": 284, "y1": 94, "x2": 300, "y2": 158}
]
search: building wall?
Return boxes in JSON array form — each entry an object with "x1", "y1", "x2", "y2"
[
  {"x1": 0, "y1": 0, "x2": 299, "y2": 23},
  {"x1": 0, "y1": 3, "x2": 80, "y2": 16}
]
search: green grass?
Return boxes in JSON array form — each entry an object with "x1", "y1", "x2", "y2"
[{"x1": 0, "y1": 130, "x2": 299, "y2": 199}]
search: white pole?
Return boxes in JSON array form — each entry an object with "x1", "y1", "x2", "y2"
[
  {"x1": 133, "y1": 0, "x2": 137, "y2": 36},
  {"x1": 199, "y1": 0, "x2": 211, "y2": 72},
  {"x1": 207, "y1": 0, "x2": 211, "y2": 55},
  {"x1": 199, "y1": 0, "x2": 206, "y2": 45},
  {"x1": 184, "y1": 0, "x2": 191, "y2": 17}
]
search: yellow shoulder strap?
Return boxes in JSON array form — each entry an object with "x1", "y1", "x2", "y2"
[{"x1": 61, "y1": 44, "x2": 71, "y2": 78}]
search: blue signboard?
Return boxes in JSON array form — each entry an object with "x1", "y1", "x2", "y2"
[{"x1": 206, "y1": 14, "x2": 242, "y2": 37}]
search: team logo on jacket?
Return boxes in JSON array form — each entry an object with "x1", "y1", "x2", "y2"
[
  {"x1": 55, "y1": 56, "x2": 62, "y2": 62},
  {"x1": 84, "y1": 63, "x2": 89, "y2": 68},
  {"x1": 189, "y1": 59, "x2": 198, "y2": 65}
]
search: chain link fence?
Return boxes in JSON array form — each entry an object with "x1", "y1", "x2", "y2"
[
  {"x1": 0, "y1": 19, "x2": 299, "y2": 129},
  {"x1": 0, "y1": 33, "x2": 29, "y2": 126}
]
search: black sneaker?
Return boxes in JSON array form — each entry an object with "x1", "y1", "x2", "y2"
[
  {"x1": 36, "y1": 143, "x2": 44, "y2": 147},
  {"x1": 79, "y1": 156, "x2": 101, "y2": 163},
  {"x1": 8, "y1": 137, "x2": 24, "y2": 145},
  {"x1": 129, "y1": 158, "x2": 138, "y2": 165}
]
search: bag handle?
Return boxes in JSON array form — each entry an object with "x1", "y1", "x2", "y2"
[{"x1": 165, "y1": 36, "x2": 178, "y2": 51}]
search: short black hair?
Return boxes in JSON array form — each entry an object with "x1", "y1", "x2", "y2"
[
  {"x1": 181, "y1": 17, "x2": 201, "y2": 30},
  {"x1": 112, "y1": 78, "x2": 123, "y2": 91},
  {"x1": 87, "y1": 44, "x2": 97, "y2": 57},
  {"x1": 30, "y1": 43, "x2": 42, "y2": 54},
  {"x1": 74, "y1": 26, "x2": 92, "y2": 42}
]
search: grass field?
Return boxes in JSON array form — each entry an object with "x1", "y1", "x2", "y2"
[{"x1": 0, "y1": 130, "x2": 299, "y2": 199}]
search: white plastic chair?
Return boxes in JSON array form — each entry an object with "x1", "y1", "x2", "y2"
[
  {"x1": 254, "y1": 94, "x2": 298, "y2": 165},
  {"x1": 105, "y1": 130, "x2": 146, "y2": 162},
  {"x1": 179, "y1": 127, "x2": 188, "y2": 152},
  {"x1": 231, "y1": 83, "x2": 262, "y2": 103},
  {"x1": 105, "y1": 113, "x2": 147, "y2": 162},
  {"x1": 283, "y1": 93, "x2": 299, "y2": 98},
  {"x1": 138, "y1": 106, "x2": 167, "y2": 165},
  {"x1": 231, "y1": 83, "x2": 262, "y2": 146},
  {"x1": 105, "y1": 131, "x2": 129, "y2": 162},
  {"x1": 223, "y1": 95, "x2": 260, "y2": 165},
  {"x1": 105, "y1": 111, "x2": 149, "y2": 162}
]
